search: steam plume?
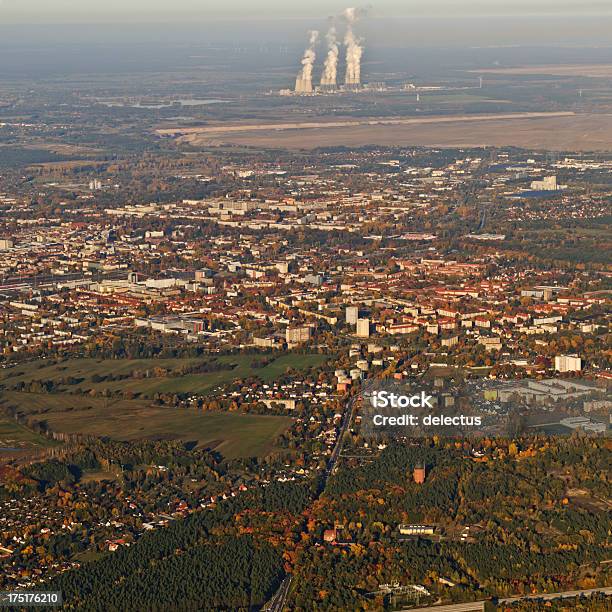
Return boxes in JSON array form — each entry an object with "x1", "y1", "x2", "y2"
[
  {"x1": 295, "y1": 30, "x2": 319, "y2": 94},
  {"x1": 344, "y1": 7, "x2": 358, "y2": 22},
  {"x1": 320, "y1": 25, "x2": 339, "y2": 87},
  {"x1": 343, "y1": 7, "x2": 363, "y2": 87}
]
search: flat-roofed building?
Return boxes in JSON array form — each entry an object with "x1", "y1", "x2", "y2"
[
  {"x1": 398, "y1": 524, "x2": 435, "y2": 536},
  {"x1": 555, "y1": 354, "x2": 582, "y2": 373},
  {"x1": 346, "y1": 306, "x2": 359, "y2": 325},
  {"x1": 356, "y1": 318, "x2": 370, "y2": 338}
]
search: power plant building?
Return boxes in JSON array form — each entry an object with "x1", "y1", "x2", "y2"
[
  {"x1": 293, "y1": 14, "x2": 363, "y2": 94},
  {"x1": 295, "y1": 76, "x2": 313, "y2": 94}
]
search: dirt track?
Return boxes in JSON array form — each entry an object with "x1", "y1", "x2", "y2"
[{"x1": 156, "y1": 111, "x2": 575, "y2": 137}]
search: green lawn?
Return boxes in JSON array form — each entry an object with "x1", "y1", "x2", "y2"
[
  {"x1": 257, "y1": 353, "x2": 325, "y2": 377},
  {"x1": 0, "y1": 392, "x2": 292, "y2": 458},
  {"x1": 0, "y1": 353, "x2": 328, "y2": 398}
]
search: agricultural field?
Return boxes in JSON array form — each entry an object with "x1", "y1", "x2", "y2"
[{"x1": 0, "y1": 392, "x2": 293, "y2": 459}]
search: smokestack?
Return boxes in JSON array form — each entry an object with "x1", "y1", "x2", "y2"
[
  {"x1": 320, "y1": 25, "x2": 339, "y2": 89},
  {"x1": 343, "y1": 7, "x2": 363, "y2": 89},
  {"x1": 295, "y1": 30, "x2": 319, "y2": 94}
]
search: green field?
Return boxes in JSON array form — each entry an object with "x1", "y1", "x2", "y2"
[
  {"x1": 0, "y1": 353, "x2": 325, "y2": 457},
  {"x1": 0, "y1": 416, "x2": 55, "y2": 449},
  {"x1": 0, "y1": 392, "x2": 292, "y2": 458},
  {"x1": 0, "y1": 353, "x2": 327, "y2": 398}
]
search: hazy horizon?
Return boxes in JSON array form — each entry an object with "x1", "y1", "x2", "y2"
[
  {"x1": 1, "y1": 0, "x2": 611, "y2": 23},
  {"x1": 2, "y1": 15, "x2": 612, "y2": 47},
  {"x1": 1, "y1": 4, "x2": 612, "y2": 81}
]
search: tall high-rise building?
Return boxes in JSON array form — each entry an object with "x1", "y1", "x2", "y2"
[
  {"x1": 346, "y1": 306, "x2": 359, "y2": 325},
  {"x1": 356, "y1": 318, "x2": 370, "y2": 338}
]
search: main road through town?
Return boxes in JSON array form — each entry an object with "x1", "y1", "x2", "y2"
[{"x1": 264, "y1": 396, "x2": 357, "y2": 610}]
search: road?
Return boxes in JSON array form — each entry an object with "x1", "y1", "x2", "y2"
[
  {"x1": 499, "y1": 586, "x2": 612, "y2": 604},
  {"x1": 403, "y1": 603, "x2": 484, "y2": 612},
  {"x1": 263, "y1": 397, "x2": 356, "y2": 610},
  {"x1": 476, "y1": 208, "x2": 486, "y2": 232},
  {"x1": 264, "y1": 576, "x2": 292, "y2": 612},
  {"x1": 403, "y1": 586, "x2": 612, "y2": 611},
  {"x1": 325, "y1": 397, "x2": 356, "y2": 479}
]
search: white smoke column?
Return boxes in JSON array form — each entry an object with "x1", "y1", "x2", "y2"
[
  {"x1": 295, "y1": 30, "x2": 319, "y2": 93},
  {"x1": 344, "y1": 7, "x2": 357, "y2": 22},
  {"x1": 321, "y1": 25, "x2": 339, "y2": 87},
  {"x1": 343, "y1": 7, "x2": 363, "y2": 87},
  {"x1": 344, "y1": 29, "x2": 363, "y2": 86}
]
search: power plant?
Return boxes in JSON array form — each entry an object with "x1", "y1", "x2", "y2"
[
  {"x1": 319, "y1": 25, "x2": 339, "y2": 90},
  {"x1": 290, "y1": 7, "x2": 365, "y2": 95},
  {"x1": 294, "y1": 30, "x2": 319, "y2": 94},
  {"x1": 281, "y1": 7, "x2": 482, "y2": 98},
  {"x1": 343, "y1": 7, "x2": 362, "y2": 89}
]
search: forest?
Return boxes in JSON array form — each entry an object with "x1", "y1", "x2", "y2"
[
  {"x1": 287, "y1": 436, "x2": 611, "y2": 609},
  {"x1": 42, "y1": 477, "x2": 318, "y2": 610}
]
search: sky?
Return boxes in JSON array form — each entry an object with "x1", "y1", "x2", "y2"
[{"x1": 1, "y1": 0, "x2": 611, "y2": 22}]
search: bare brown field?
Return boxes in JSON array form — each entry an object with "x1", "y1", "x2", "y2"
[
  {"x1": 474, "y1": 64, "x2": 612, "y2": 78},
  {"x1": 170, "y1": 113, "x2": 612, "y2": 152}
]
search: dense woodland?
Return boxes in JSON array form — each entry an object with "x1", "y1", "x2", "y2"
[
  {"x1": 41, "y1": 478, "x2": 316, "y2": 611},
  {"x1": 3, "y1": 436, "x2": 600, "y2": 610},
  {"x1": 49, "y1": 535, "x2": 283, "y2": 611},
  {"x1": 288, "y1": 436, "x2": 611, "y2": 609}
]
